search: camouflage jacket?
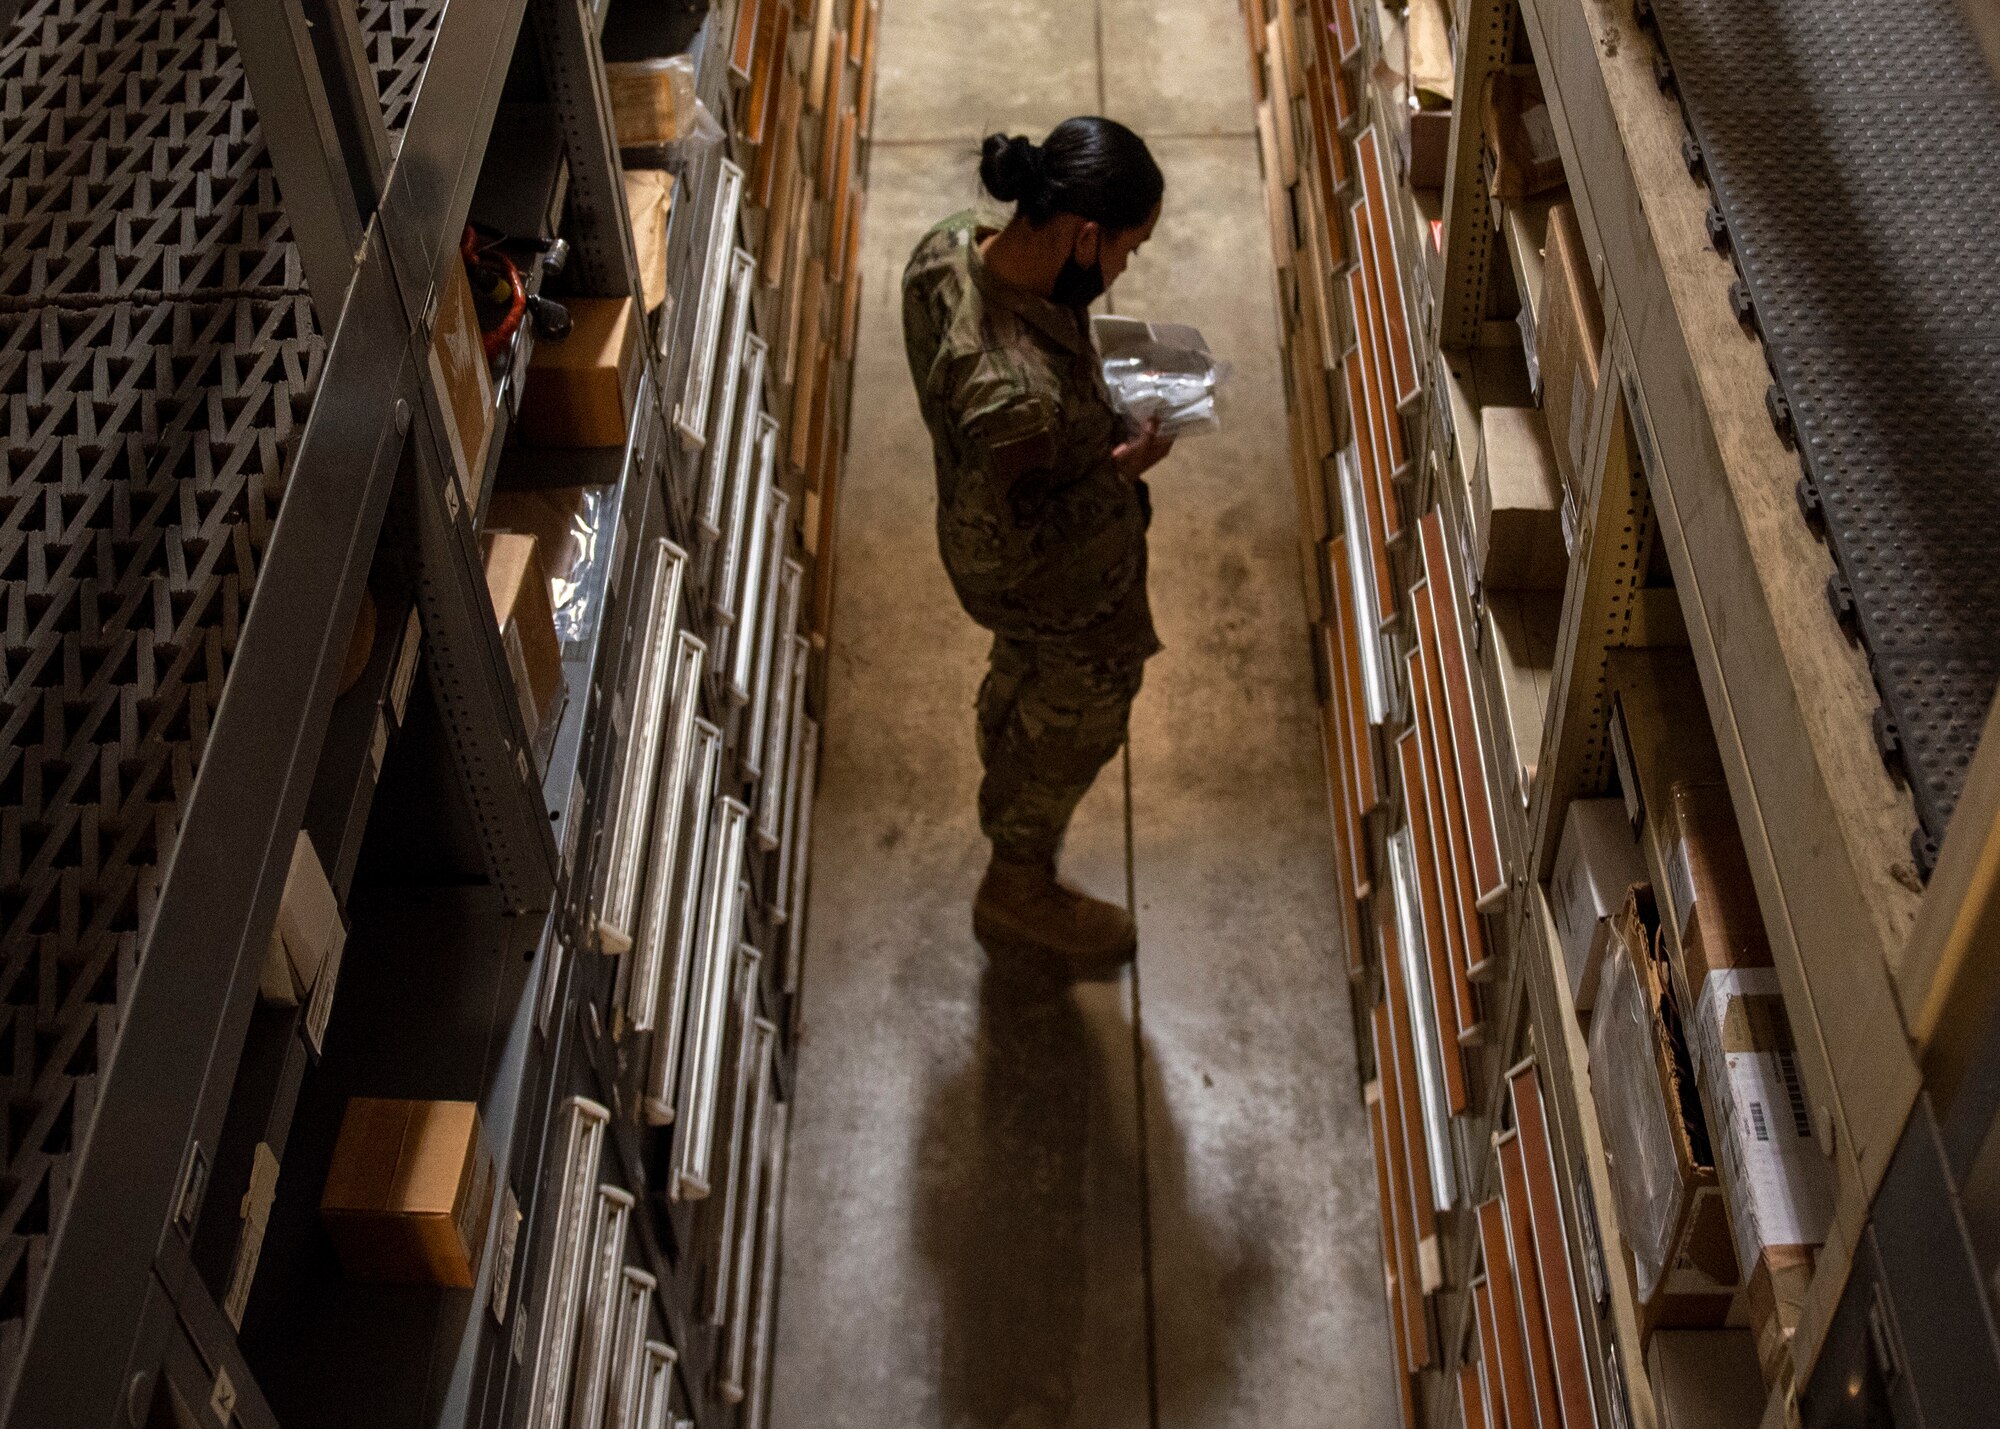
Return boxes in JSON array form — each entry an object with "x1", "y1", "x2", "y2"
[{"x1": 901, "y1": 211, "x2": 1159, "y2": 664}]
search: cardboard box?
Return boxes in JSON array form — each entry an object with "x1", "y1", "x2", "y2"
[
  {"x1": 1690, "y1": 968, "x2": 1832, "y2": 1386},
  {"x1": 1605, "y1": 649, "x2": 1727, "y2": 845},
  {"x1": 1648, "y1": 1330, "x2": 1766, "y2": 1429},
  {"x1": 320, "y1": 1099, "x2": 495, "y2": 1288},
  {"x1": 1475, "y1": 405, "x2": 1566, "y2": 591},
  {"x1": 1660, "y1": 782, "x2": 1773, "y2": 1004},
  {"x1": 431, "y1": 258, "x2": 495, "y2": 501},
  {"x1": 486, "y1": 487, "x2": 593, "y2": 600},
  {"x1": 1482, "y1": 67, "x2": 1566, "y2": 201},
  {"x1": 260, "y1": 832, "x2": 345, "y2": 1007},
  {"x1": 1550, "y1": 797, "x2": 1648, "y2": 1013},
  {"x1": 517, "y1": 296, "x2": 640, "y2": 449},
  {"x1": 623, "y1": 169, "x2": 675, "y2": 315},
  {"x1": 1536, "y1": 200, "x2": 1604, "y2": 506},
  {"x1": 482, "y1": 532, "x2": 564, "y2": 750},
  {"x1": 1587, "y1": 896, "x2": 1741, "y2": 1338}
]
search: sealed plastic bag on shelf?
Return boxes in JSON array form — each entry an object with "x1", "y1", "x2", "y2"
[
  {"x1": 605, "y1": 54, "x2": 698, "y2": 147},
  {"x1": 1091, "y1": 314, "x2": 1230, "y2": 438}
]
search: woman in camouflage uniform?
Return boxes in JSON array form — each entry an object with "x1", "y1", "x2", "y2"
[{"x1": 902, "y1": 118, "x2": 1173, "y2": 976}]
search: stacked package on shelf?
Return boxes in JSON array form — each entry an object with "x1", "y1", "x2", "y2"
[
  {"x1": 1604, "y1": 650, "x2": 1833, "y2": 1385},
  {"x1": 1588, "y1": 892, "x2": 1741, "y2": 1336}
]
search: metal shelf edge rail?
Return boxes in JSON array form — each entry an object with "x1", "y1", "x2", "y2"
[{"x1": 0, "y1": 221, "x2": 413, "y2": 1427}]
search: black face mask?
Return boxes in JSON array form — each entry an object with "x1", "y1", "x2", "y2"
[{"x1": 1051, "y1": 253, "x2": 1105, "y2": 309}]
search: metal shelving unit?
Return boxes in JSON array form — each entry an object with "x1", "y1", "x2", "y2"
[
  {"x1": 0, "y1": 0, "x2": 875, "y2": 1422},
  {"x1": 1257, "y1": 0, "x2": 2000, "y2": 1426}
]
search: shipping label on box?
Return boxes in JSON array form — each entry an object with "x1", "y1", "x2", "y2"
[{"x1": 1691, "y1": 969, "x2": 1832, "y2": 1270}]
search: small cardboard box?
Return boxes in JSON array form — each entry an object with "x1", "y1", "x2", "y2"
[
  {"x1": 1690, "y1": 968, "x2": 1832, "y2": 1386},
  {"x1": 1483, "y1": 67, "x2": 1566, "y2": 201},
  {"x1": 321, "y1": 1099, "x2": 495, "y2": 1288},
  {"x1": 1550, "y1": 797, "x2": 1648, "y2": 1013},
  {"x1": 1406, "y1": 107, "x2": 1452, "y2": 190},
  {"x1": 517, "y1": 296, "x2": 641, "y2": 449},
  {"x1": 431, "y1": 259, "x2": 496, "y2": 503},
  {"x1": 1536, "y1": 200, "x2": 1604, "y2": 506},
  {"x1": 1648, "y1": 1329, "x2": 1766, "y2": 1429},
  {"x1": 1605, "y1": 648, "x2": 1727, "y2": 848},
  {"x1": 260, "y1": 832, "x2": 345, "y2": 1007},
  {"x1": 1475, "y1": 405, "x2": 1567, "y2": 591},
  {"x1": 1588, "y1": 896, "x2": 1741, "y2": 1339},
  {"x1": 1660, "y1": 781, "x2": 1773, "y2": 1004},
  {"x1": 482, "y1": 532, "x2": 564, "y2": 750}
]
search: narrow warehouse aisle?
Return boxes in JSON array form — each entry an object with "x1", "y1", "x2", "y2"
[{"x1": 772, "y1": 4, "x2": 1396, "y2": 1425}]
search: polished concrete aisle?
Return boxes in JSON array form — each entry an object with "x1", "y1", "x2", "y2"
[{"x1": 770, "y1": 4, "x2": 1396, "y2": 1425}]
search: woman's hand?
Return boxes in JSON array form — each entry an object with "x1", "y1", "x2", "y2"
[{"x1": 1112, "y1": 416, "x2": 1174, "y2": 482}]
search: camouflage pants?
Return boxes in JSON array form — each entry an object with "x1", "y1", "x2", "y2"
[{"x1": 975, "y1": 636, "x2": 1147, "y2": 866}]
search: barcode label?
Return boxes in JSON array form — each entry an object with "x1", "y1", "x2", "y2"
[
  {"x1": 1778, "y1": 1047, "x2": 1812, "y2": 1140},
  {"x1": 1750, "y1": 1101, "x2": 1770, "y2": 1143},
  {"x1": 1668, "y1": 836, "x2": 1697, "y2": 937}
]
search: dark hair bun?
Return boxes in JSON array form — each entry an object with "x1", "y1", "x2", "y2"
[{"x1": 979, "y1": 133, "x2": 1041, "y2": 207}]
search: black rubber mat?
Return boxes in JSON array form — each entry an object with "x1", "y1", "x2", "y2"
[{"x1": 1641, "y1": 0, "x2": 2000, "y2": 869}]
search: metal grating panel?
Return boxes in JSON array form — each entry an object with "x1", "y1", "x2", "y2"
[
  {"x1": 0, "y1": 0, "x2": 321, "y2": 1340},
  {"x1": 356, "y1": 0, "x2": 445, "y2": 138},
  {"x1": 1644, "y1": 0, "x2": 2000, "y2": 866}
]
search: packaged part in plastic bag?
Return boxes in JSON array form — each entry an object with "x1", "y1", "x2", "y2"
[
  {"x1": 606, "y1": 55, "x2": 698, "y2": 148},
  {"x1": 1091, "y1": 314, "x2": 1231, "y2": 439}
]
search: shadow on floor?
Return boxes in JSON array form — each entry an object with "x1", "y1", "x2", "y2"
[{"x1": 913, "y1": 957, "x2": 1269, "y2": 1428}]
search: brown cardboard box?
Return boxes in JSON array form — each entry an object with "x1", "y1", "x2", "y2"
[
  {"x1": 517, "y1": 297, "x2": 640, "y2": 449},
  {"x1": 1588, "y1": 896, "x2": 1741, "y2": 1339},
  {"x1": 1605, "y1": 648, "x2": 1727, "y2": 846},
  {"x1": 1648, "y1": 1329, "x2": 1765, "y2": 1429},
  {"x1": 1660, "y1": 782, "x2": 1773, "y2": 1004},
  {"x1": 485, "y1": 488, "x2": 592, "y2": 596},
  {"x1": 1536, "y1": 200, "x2": 1604, "y2": 505},
  {"x1": 321, "y1": 1099, "x2": 495, "y2": 1288},
  {"x1": 431, "y1": 259, "x2": 495, "y2": 501},
  {"x1": 1483, "y1": 67, "x2": 1565, "y2": 201},
  {"x1": 260, "y1": 832, "x2": 344, "y2": 1007},
  {"x1": 1475, "y1": 405, "x2": 1566, "y2": 591},
  {"x1": 482, "y1": 532, "x2": 564, "y2": 748}
]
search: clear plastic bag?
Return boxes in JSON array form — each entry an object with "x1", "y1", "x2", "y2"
[
  {"x1": 1091, "y1": 314, "x2": 1231, "y2": 438},
  {"x1": 605, "y1": 54, "x2": 698, "y2": 146}
]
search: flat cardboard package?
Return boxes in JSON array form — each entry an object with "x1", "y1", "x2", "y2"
[
  {"x1": 321, "y1": 1099, "x2": 495, "y2": 1288},
  {"x1": 260, "y1": 832, "x2": 345, "y2": 1007},
  {"x1": 1536, "y1": 200, "x2": 1604, "y2": 505},
  {"x1": 1648, "y1": 1330, "x2": 1765, "y2": 1429},
  {"x1": 1605, "y1": 648, "x2": 1727, "y2": 855},
  {"x1": 1475, "y1": 405, "x2": 1566, "y2": 591},
  {"x1": 431, "y1": 258, "x2": 495, "y2": 500},
  {"x1": 623, "y1": 169, "x2": 675, "y2": 314},
  {"x1": 482, "y1": 532, "x2": 564, "y2": 751},
  {"x1": 1550, "y1": 796, "x2": 1648, "y2": 1013},
  {"x1": 517, "y1": 296, "x2": 640, "y2": 449},
  {"x1": 1588, "y1": 896, "x2": 1741, "y2": 1338},
  {"x1": 1483, "y1": 67, "x2": 1566, "y2": 200}
]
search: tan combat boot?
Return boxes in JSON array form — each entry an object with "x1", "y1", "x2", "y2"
[{"x1": 973, "y1": 857, "x2": 1137, "y2": 979}]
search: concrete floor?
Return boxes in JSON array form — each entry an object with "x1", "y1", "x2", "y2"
[{"x1": 770, "y1": 3, "x2": 1397, "y2": 1425}]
